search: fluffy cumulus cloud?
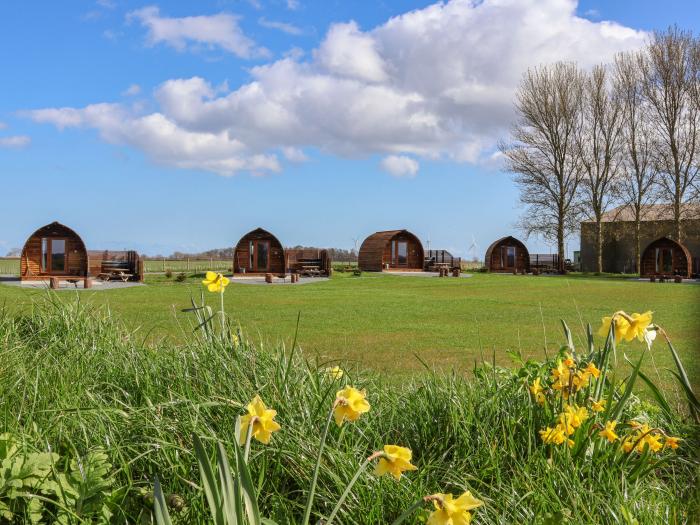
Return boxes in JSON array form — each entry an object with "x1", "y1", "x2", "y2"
[
  {"x1": 380, "y1": 155, "x2": 419, "y2": 178},
  {"x1": 29, "y1": 0, "x2": 647, "y2": 176},
  {"x1": 127, "y1": 6, "x2": 268, "y2": 58}
]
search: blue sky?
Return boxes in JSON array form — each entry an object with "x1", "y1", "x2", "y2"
[{"x1": 1, "y1": 0, "x2": 698, "y2": 257}]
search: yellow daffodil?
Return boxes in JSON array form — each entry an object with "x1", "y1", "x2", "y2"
[
  {"x1": 622, "y1": 424, "x2": 665, "y2": 454},
  {"x1": 202, "y1": 271, "x2": 230, "y2": 293},
  {"x1": 563, "y1": 353, "x2": 575, "y2": 368},
  {"x1": 559, "y1": 405, "x2": 588, "y2": 431},
  {"x1": 645, "y1": 433, "x2": 663, "y2": 452},
  {"x1": 584, "y1": 362, "x2": 600, "y2": 379},
  {"x1": 623, "y1": 311, "x2": 653, "y2": 342},
  {"x1": 539, "y1": 426, "x2": 567, "y2": 446},
  {"x1": 591, "y1": 399, "x2": 606, "y2": 412},
  {"x1": 598, "y1": 314, "x2": 630, "y2": 344},
  {"x1": 599, "y1": 420, "x2": 619, "y2": 443},
  {"x1": 621, "y1": 437, "x2": 635, "y2": 454},
  {"x1": 325, "y1": 366, "x2": 344, "y2": 380},
  {"x1": 427, "y1": 491, "x2": 483, "y2": 525},
  {"x1": 664, "y1": 436, "x2": 681, "y2": 450},
  {"x1": 374, "y1": 445, "x2": 418, "y2": 480},
  {"x1": 529, "y1": 378, "x2": 546, "y2": 404},
  {"x1": 333, "y1": 386, "x2": 370, "y2": 426},
  {"x1": 238, "y1": 395, "x2": 281, "y2": 445},
  {"x1": 550, "y1": 360, "x2": 571, "y2": 395},
  {"x1": 572, "y1": 370, "x2": 591, "y2": 390}
]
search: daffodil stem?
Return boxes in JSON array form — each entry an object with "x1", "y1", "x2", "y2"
[
  {"x1": 302, "y1": 405, "x2": 335, "y2": 525},
  {"x1": 390, "y1": 497, "x2": 429, "y2": 525},
  {"x1": 325, "y1": 452, "x2": 381, "y2": 525},
  {"x1": 243, "y1": 418, "x2": 255, "y2": 463},
  {"x1": 219, "y1": 288, "x2": 225, "y2": 336}
]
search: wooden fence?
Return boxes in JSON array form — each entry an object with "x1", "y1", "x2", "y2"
[
  {"x1": 143, "y1": 258, "x2": 231, "y2": 274},
  {"x1": 0, "y1": 257, "x2": 231, "y2": 276},
  {"x1": 0, "y1": 258, "x2": 19, "y2": 275}
]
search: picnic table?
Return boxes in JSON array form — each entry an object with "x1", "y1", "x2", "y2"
[
  {"x1": 97, "y1": 269, "x2": 133, "y2": 282},
  {"x1": 300, "y1": 265, "x2": 322, "y2": 277}
]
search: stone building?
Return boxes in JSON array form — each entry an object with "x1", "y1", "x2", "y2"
[{"x1": 580, "y1": 204, "x2": 700, "y2": 275}]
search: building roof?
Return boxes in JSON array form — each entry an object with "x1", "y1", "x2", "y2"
[{"x1": 592, "y1": 203, "x2": 700, "y2": 222}]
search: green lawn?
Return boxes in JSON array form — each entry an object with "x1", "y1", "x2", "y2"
[{"x1": 2, "y1": 272, "x2": 698, "y2": 389}]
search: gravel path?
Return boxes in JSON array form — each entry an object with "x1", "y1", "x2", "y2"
[{"x1": 0, "y1": 277, "x2": 145, "y2": 290}]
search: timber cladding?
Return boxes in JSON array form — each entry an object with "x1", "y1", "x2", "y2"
[
  {"x1": 358, "y1": 230, "x2": 424, "y2": 272},
  {"x1": 484, "y1": 236, "x2": 530, "y2": 273},
  {"x1": 233, "y1": 228, "x2": 286, "y2": 276},
  {"x1": 640, "y1": 237, "x2": 692, "y2": 278},
  {"x1": 20, "y1": 222, "x2": 88, "y2": 281}
]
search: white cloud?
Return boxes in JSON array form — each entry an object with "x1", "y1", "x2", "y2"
[
  {"x1": 28, "y1": 0, "x2": 647, "y2": 176},
  {"x1": 27, "y1": 104, "x2": 279, "y2": 176},
  {"x1": 0, "y1": 122, "x2": 6, "y2": 130},
  {"x1": 127, "y1": 6, "x2": 268, "y2": 59},
  {"x1": 315, "y1": 21, "x2": 388, "y2": 83},
  {"x1": 122, "y1": 84, "x2": 141, "y2": 96},
  {"x1": 97, "y1": 0, "x2": 116, "y2": 9},
  {"x1": 286, "y1": 0, "x2": 300, "y2": 10},
  {"x1": 380, "y1": 155, "x2": 419, "y2": 177},
  {"x1": 282, "y1": 146, "x2": 308, "y2": 162},
  {"x1": 258, "y1": 17, "x2": 303, "y2": 36},
  {"x1": 0, "y1": 135, "x2": 31, "y2": 148}
]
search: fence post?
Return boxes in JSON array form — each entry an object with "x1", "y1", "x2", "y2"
[
  {"x1": 162, "y1": 258, "x2": 165, "y2": 272},
  {"x1": 187, "y1": 258, "x2": 190, "y2": 271}
]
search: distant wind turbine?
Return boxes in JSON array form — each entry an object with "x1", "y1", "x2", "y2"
[{"x1": 468, "y1": 235, "x2": 479, "y2": 261}]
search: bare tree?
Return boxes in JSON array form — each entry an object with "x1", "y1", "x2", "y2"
[
  {"x1": 577, "y1": 64, "x2": 625, "y2": 273},
  {"x1": 614, "y1": 51, "x2": 659, "y2": 273},
  {"x1": 500, "y1": 62, "x2": 585, "y2": 272},
  {"x1": 639, "y1": 27, "x2": 700, "y2": 241}
]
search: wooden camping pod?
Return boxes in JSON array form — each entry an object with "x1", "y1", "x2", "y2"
[
  {"x1": 20, "y1": 222, "x2": 88, "y2": 281},
  {"x1": 358, "y1": 230, "x2": 424, "y2": 272},
  {"x1": 233, "y1": 228, "x2": 286, "y2": 276},
  {"x1": 640, "y1": 237, "x2": 691, "y2": 278},
  {"x1": 484, "y1": 236, "x2": 530, "y2": 273}
]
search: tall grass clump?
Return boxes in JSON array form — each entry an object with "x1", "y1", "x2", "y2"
[{"x1": 0, "y1": 293, "x2": 697, "y2": 523}]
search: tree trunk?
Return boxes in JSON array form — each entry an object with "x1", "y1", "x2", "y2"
[
  {"x1": 557, "y1": 221, "x2": 565, "y2": 273},
  {"x1": 674, "y1": 191, "x2": 682, "y2": 242},
  {"x1": 595, "y1": 219, "x2": 603, "y2": 274},
  {"x1": 634, "y1": 218, "x2": 641, "y2": 275}
]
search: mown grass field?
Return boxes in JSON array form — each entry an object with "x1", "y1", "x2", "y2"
[{"x1": 1, "y1": 272, "x2": 698, "y2": 388}]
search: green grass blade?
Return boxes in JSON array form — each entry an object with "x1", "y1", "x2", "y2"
[
  {"x1": 233, "y1": 438, "x2": 262, "y2": 525},
  {"x1": 636, "y1": 370, "x2": 672, "y2": 418},
  {"x1": 194, "y1": 435, "x2": 225, "y2": 525},
  {"x1": 609, "y1": 351, "x2": 645, "y2": 422},
  {"x1": 560, "y1": 320, "x2": 574, "y2": 353},
  {"x1": 216, "y1": 441, "x2": 242, "y2": 525},
  {"x1": 665, "y1": 338, "x2": 700, "y2": 421},
  {"x1": 153, "y1": 476, "x2": 174, "y2": 525}
]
